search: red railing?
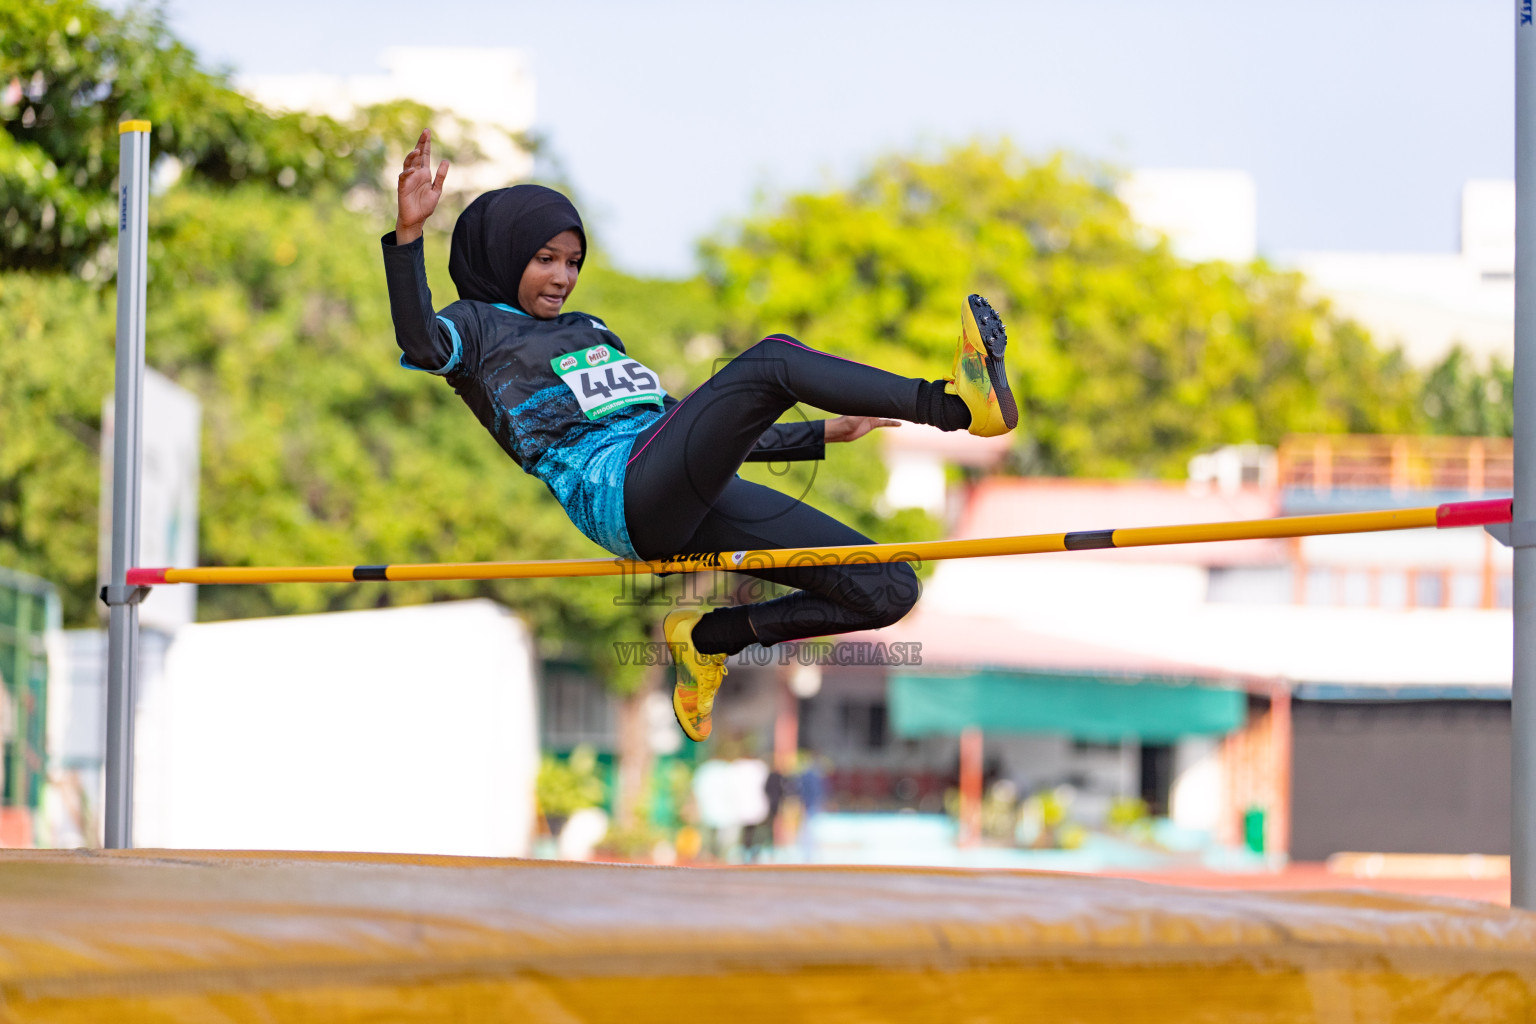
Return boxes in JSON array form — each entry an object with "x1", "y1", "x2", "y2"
[{"x1": 1278, "y1": 435, "x2": 1513, "y2": 495}]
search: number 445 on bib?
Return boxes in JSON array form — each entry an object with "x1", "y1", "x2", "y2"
[{"x1": 552, "y1": 344, "x2": 667, "y2": 420}]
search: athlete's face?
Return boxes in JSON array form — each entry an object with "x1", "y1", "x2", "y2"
[{"x1": 518, "y1": 229, "x2": 583, "y2": 319}]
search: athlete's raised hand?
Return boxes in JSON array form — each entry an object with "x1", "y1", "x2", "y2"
[
  {"x1": 824, "y1": 416, "x2": 900, "y2": 444},
  {"x1": 395, "y1": 129, "x2": 449, "y2": 245}
]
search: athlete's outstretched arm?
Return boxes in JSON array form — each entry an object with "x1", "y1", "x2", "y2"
[
  {"x1": 379, "y1": 129, "x2": 471, "y2": 373},
  {"x1": 394, "y1": 129, "x2": 449, "y2": 246},
  {"x1": 739, "y1": 415, "x2": 897, "y2": 462},
  {"x1": 745, "y1": 419, "x2": 825, "y2": 462},
  {"x1": 380, "y1": 232, "x2": 474, "y2": 374},
  {"x1": 824, "y1": 416, "x2": 899, "y2": 443}
]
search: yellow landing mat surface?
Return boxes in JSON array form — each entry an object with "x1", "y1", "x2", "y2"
[{"x1": 2, "y1": 849, "x2": 1535, "y2": 1023}]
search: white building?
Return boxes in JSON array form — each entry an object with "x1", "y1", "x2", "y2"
[
  {"x1": 1291, "y1": 179, "x2": 1514, "y2": 367},
  {"x1": 1120, "y1": 169, "x2": 1515, "y2": 367},
  {"x1": 1119, "y1": 169, "x2": 1258, "y2": 264},
  {"x1": 807, "y1": 429, "x2": 1512, "y2": 864},
  {"x1": 240, "y1": 48, "x2": 536, "y2": 193}
]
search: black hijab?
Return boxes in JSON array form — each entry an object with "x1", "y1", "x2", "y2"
[{"x1": 448, "y1": 184, "x2": 586, "y2": 312}]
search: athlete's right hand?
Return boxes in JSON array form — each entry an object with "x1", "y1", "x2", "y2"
[{"x1": 394, "y1": 129, "x2": 449, "y2": 245}]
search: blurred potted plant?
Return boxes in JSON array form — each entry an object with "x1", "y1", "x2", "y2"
[
  {"x1": 1016, "y1": 786, "x2": 1087, "y2": 850},
  {"x1": 536, "y1": 744, "x2": 607, "y2": 836},
  {"x1": 1107, "y1": 795, "x2": 1157, "y2": 844}
]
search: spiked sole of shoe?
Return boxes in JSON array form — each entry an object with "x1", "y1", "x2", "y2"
[{"x1": 964, "y1": 294, "x2": 1017, "y2": 431}]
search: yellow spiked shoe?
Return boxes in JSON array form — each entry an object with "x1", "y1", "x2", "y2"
[
  {"x1": 948, "y1": 294, "x2": 1017, "y2": 437},
  {"x1": 664, "y1": 609, "x2": 728, "y2": 742}
]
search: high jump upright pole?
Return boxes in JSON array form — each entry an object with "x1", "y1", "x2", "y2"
[
  {"x1": 101, "y1": 120, "x2": 152, "y2": 849},
  {"x1": 1515, "y1": 3, "x2": 1536, "y2": 908}
]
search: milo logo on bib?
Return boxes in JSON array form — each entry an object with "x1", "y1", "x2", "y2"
[{"x1": 552, "y1": 344, "x2": 666, "y2": 421}]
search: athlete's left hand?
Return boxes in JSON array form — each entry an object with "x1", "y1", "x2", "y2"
[{"x1": 825, "y1": 416, "x2": 900, "y2": 443}]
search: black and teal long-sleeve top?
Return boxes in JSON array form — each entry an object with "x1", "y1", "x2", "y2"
[{"x1": 380, "y1": 232, "x2": 824, "y2": 558}]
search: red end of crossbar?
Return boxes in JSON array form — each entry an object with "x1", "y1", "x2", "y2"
[
  {"x1": 126, "y1": 568, "x2": 167, "y2": 586},
  {"x1": 1436, "y1": 498, "x2": 1513, "y2": 529}
]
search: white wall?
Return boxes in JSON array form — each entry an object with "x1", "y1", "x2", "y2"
[
  {"x1": 1300, "y1": 526, "x2": 1507, "y2": 571},
  {"x1": 1290, "y1": 179, "x2": 1516, "y2": 366},
  {"x1": 927, "y1": 558, "x2": 1213, "y2": 617},
  {"x1": 1462, "y1": 180, "x2": 1515, "y2": 270},
  {"x1": 1119, "y1": 169, "x2": 1257, "y2": 264},
  {"x1": 134, "y1": 600, "x2": 539, "y2": 856},
  {"x1": 1289, "y1": 250, "x2": 1512, "y2": 365}
]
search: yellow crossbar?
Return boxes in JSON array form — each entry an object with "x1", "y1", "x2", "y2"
[{"x1": 126, "y1": 500, "x2": 1509, "y2": 587}]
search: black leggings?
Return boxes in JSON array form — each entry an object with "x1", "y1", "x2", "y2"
[{"x1": 623, "y1": 334, "x2": 955, "y2": 655}]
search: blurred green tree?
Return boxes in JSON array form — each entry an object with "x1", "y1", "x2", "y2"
[
  {"x1": 704, "y1": 144, "x2": 1424, "y2": 478},
  {"x1": 0, "y1": 271, "x2": 114, "y2": 626},
  {"x1": 1420, "y1": 345, "x2": 1514, "y2": 437},
  {"x1": 0, "y1": 0, "x2": 474, "y2": 275}
]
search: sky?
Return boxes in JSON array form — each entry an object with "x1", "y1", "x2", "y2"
[{"x1": 158, "y1": 0, "x2": 1516, "y2": 278}]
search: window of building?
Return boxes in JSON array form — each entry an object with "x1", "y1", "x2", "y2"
[
  {"x1": 868, "y1": 703, "x2": 888, "y2": 749},
  {"x1": 1072, "y1": 739, "x2": 1122, "y2": 755},
  {"x1": 1139, "y1": 743, "x2": 1174, "y2": 816},
  {"x1": 1449, "y1": 570, "x2": 1483, "y2": 609},
  {"x1": 838, "y1": 701, "x2": 856, "y2": 744},
  {"x1": 1341, "y1": 569, "x2": 1372, "y2": 607},
  {"x1": 1304, "y1": 567, "x2": 1332, "y2": 606},
  {"x1": 1294, "y1": 564, "x2": 1498, "y2": 610},
  {"x1": 540, "y1": 669, "x2": 616, "y2": 751},
  {"x1": 1206, "y1": 566, "x2": 1293, "y2": 604},
  {"x1": 1377, "y1": 571, "x2": 1409, "y2": 609},
  {"x1": 1413, "y1": 570, "x2": 1446, "y2": 609},
  {"x1": 837, "y1": 698, "x2": 891, "y2": 751}
]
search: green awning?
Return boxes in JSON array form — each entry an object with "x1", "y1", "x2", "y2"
[{"x1": 890, "y1": 671, "x2": 1246, "y2": 741}]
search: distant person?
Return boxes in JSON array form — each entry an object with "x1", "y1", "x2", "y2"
[
  {"x1": 692, "y1": 751, "x2": 769, "y2": 862},
  {"x1": 734, "y1": 755, "x2": 772, "y2": 863},
  {"x1": 692, "y1": 756, "x2": 738, "y2": 860},
  {"x1": 763, "y1": 764, "x2": 787, "y2": 852},
  {"x1": 796, "y1": 754, "x2": 828, "y2": 863},
  {"x1": 744, "y1": 761, "x2": 786, "y2": 862},
  {"x1": 382, "y1": 130, "x2": 1017, "y2": 742}
]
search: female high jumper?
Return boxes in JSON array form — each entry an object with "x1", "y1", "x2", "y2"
[{"x1": 381, "y1": 131, "x2": 1016, "y2": 741}]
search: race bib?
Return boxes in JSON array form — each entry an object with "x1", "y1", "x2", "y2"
[{"x1": 551, "y1": 344, "x2": 667, "y2": 420}]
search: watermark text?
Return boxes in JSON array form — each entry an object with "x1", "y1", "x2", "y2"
[{"x1": 613, "y1": 640, "x2": 923, "y2": 667}]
